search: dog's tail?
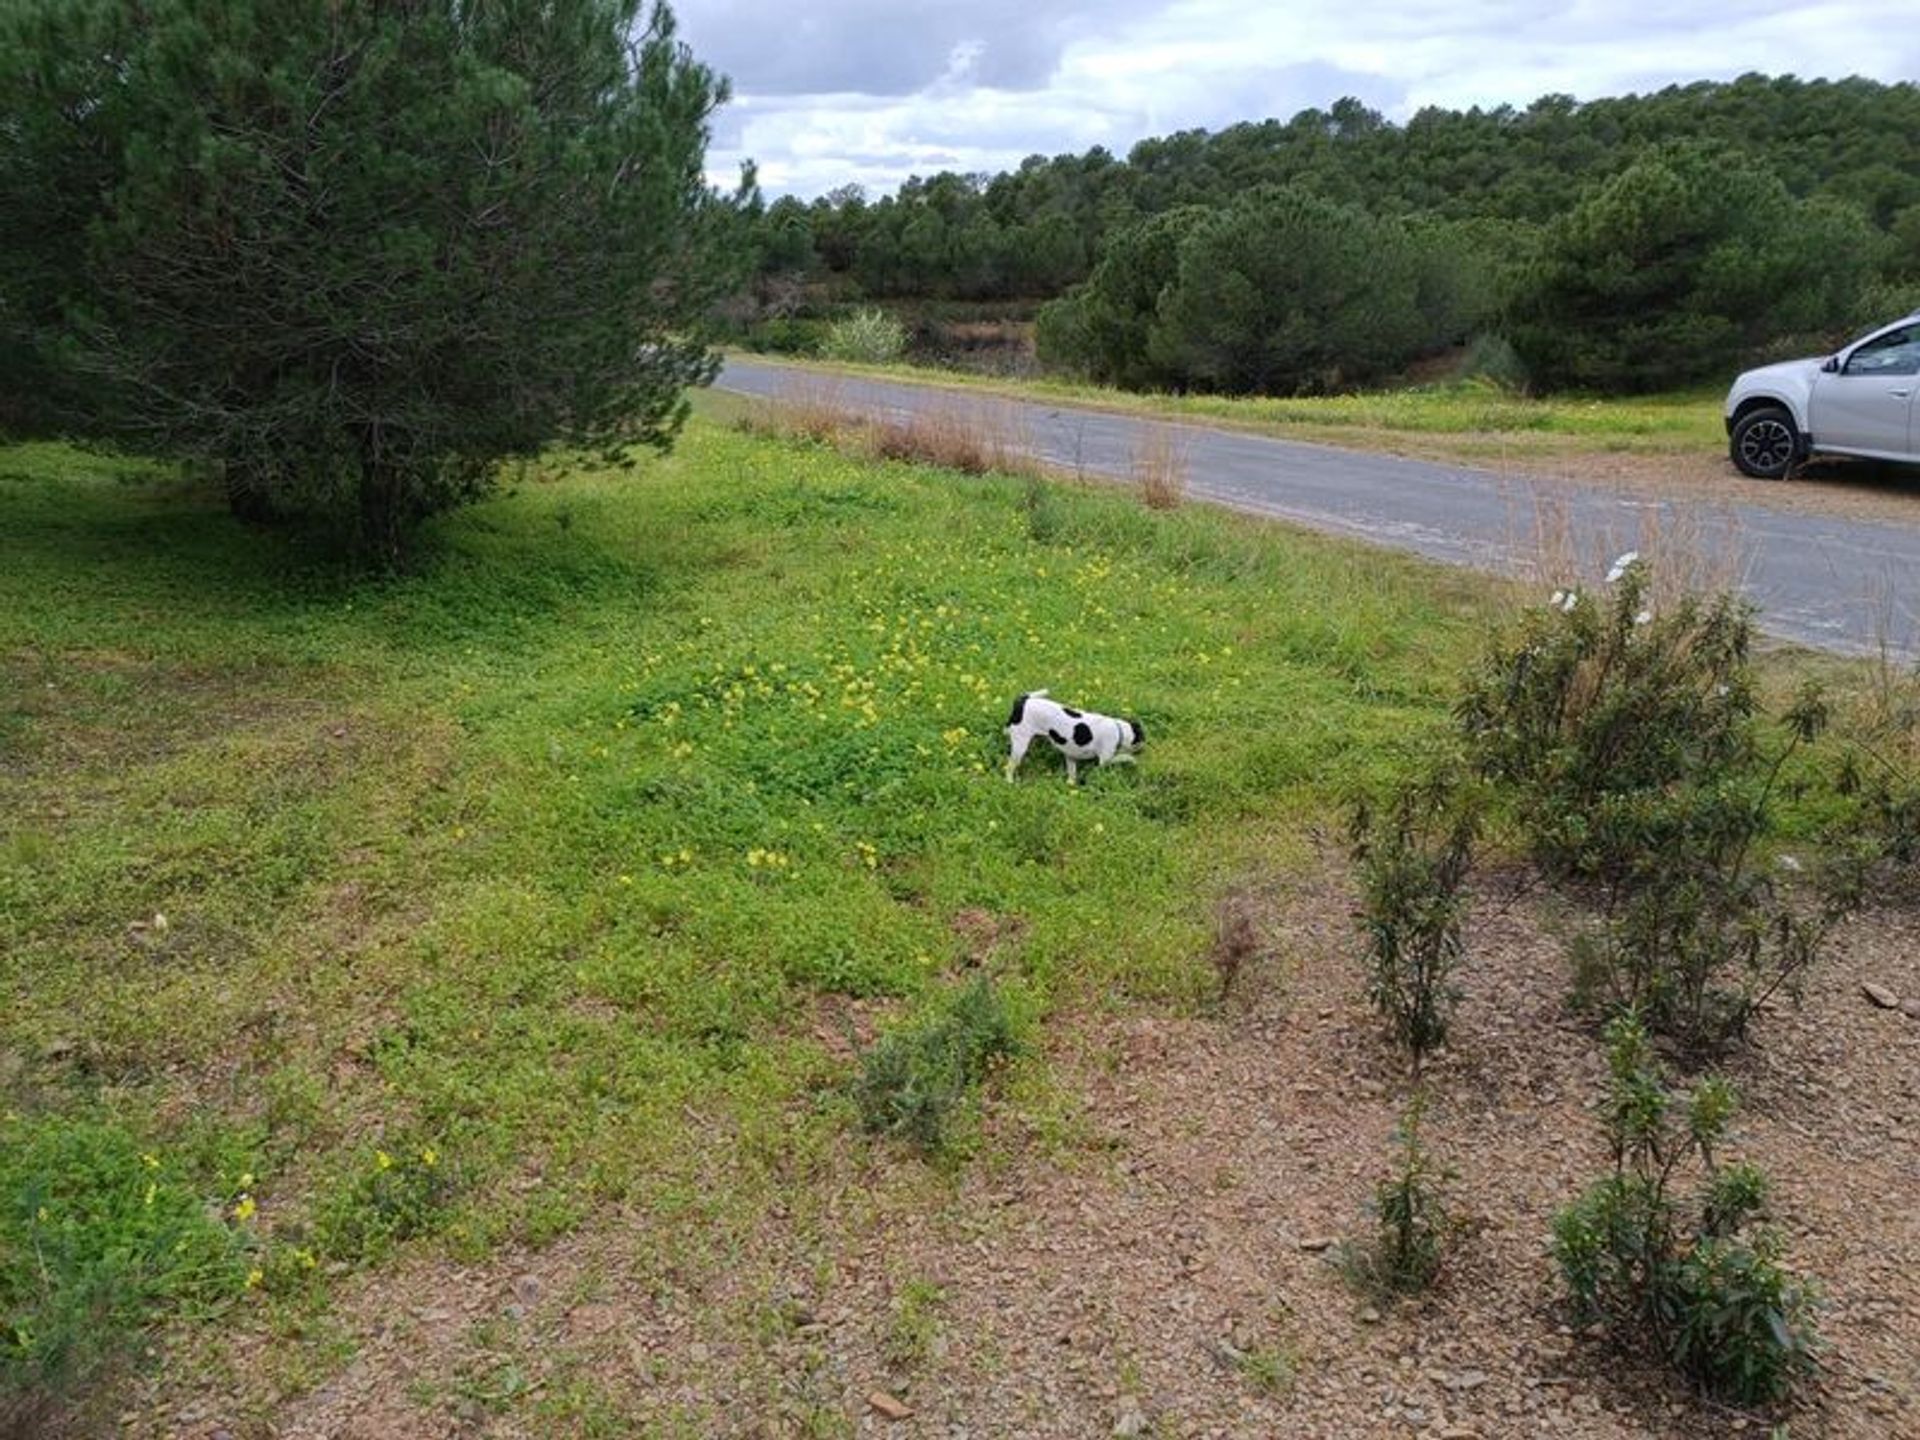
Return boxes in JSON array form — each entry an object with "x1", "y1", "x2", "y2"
[{"x1": 1006, "y1": 689, "x2": 1048, "y2": 727}]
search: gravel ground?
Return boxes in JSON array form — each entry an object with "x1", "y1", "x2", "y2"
[{"x1": 136, "y1": 868, "x2": 1920, "y2": 1439}]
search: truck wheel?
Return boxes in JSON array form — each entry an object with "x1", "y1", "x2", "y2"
[{"x1": 1730, "y1": 406, "x2": 1799, "y2": 479}]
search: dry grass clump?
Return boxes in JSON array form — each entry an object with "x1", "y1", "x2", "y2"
[
  {"x1": 742, "y1": 379, "x2": 1046, "y2": 481},
  {"x1": 1131, "y1": 423, "x2": 1191, "y2": 509},
  {"x1": 741, "y1": 376, "x2": 855, "y2": 446},
  {"x1": 867, "y1": 398, "x2": 1035, "y2": 478},
  {"x1": 1209, "y1": 887, "x2": 1267, "y2": 1001},
  {"x1": 1506, "y1": 489, "x2": 1748, "y2": 618}
]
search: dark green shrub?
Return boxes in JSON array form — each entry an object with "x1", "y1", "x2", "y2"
[
  {"x1": 1149, "y1": 187, "x2": 1469, "y2": 395},
  {"x1": 853, "y1": 977, "x2": 1020, "y2": 1151},
  {"x1": 1509, "y1": 143, "x2": 1883, "y2": 393},
  {"x1": 1338, "y1": 1097, "x2": 1455, "y2": 1298},
  {"x1": 1551, "y1": 1016, "x2": 1818, "y2": 1405},
  {"x1": 0, "y1": 0, "x2": 740, "y2": 559},
  {"x1": 1457, "y1": 561, "x2": 1756, "y2": 886},
  {"x1": 1351, "y1": 775, "x2": 1477, "y2": 1075},
  {"x1": 1, "y1": 1115, "x2": 242, "y2": 1413},
  {"x1": 1459, "y1": 562, "x2": 1859, "y2": 1055}
]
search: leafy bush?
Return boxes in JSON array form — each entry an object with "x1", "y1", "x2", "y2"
[
  {"x1": 820, "y1": 308, "x2": 909, "y2": 365},
  {"x1": 1551, "y1": 1016, "x2": 1818, "y2": 1404},
  {"x1": 1338, "y1": 1097, "x2": 1456, "y2": 1298},
  {"x1": 1351, "y1": 774, "x2": 1477, "y2": 1074},
  {"x1": 1457, "y1": 561, "x2": 1756, "y2": 884},
  {"x1": 747, "y1": 316, "x2": 830, "y2": 355},
  {"x1": 1, "y1": 1114, "x2": 242, "y2": 1413},
  {"x1": 853, "y1": 977, "x2": 1020, "y2": 1151},
  {"x1": 1458, "y1": 561, "x2": 1858, "y2": 1055}
]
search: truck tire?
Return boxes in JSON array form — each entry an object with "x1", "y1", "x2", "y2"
[{"x1": 1730, "y1": 405, "x2": 1799, "y2": 479}]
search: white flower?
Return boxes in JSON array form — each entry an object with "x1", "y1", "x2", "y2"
[
  {"x1": 1634, "y1": 609, "x2": 1652, "y2": 626},
  {"x1": 1605, "y1": 551, "x2": 1641, "y2": 585},
  {"x1": 1778, "y1": 854, "x2": 1803, "y2": 873},
  {"x1": 1558, "y1": 590, "x2": 1580, "y2": 613},
  {"x1": 1549, "y1": 589, "x2": 1566, "y2": 608}
]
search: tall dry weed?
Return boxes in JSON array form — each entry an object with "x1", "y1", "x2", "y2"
[{"x1": 1131, "y1": 423, "x2": 1191, "y2": 510}]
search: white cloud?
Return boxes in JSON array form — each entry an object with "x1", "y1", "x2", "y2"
[{"x1": 673, "y1": 0, "x2": 1915, "y2": 196}]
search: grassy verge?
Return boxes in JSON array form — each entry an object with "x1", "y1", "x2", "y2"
[
  {"x1": 1, "y1": 422, "x2": 1500, "y2": 1423},
  {"x1": 719, "y1": 352, "x2": 1726, "y2": 467}
]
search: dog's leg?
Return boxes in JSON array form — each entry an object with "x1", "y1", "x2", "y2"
[
  {"x1": 1065, "y1": 756, "x2": 1079, "y2": 785},
  {"x1": 1104, "y1": 753, "x2": 1136, "y2": 766},
  {"x1": 1005, "y1": 728, "x2": 1032, "y2": 782}
]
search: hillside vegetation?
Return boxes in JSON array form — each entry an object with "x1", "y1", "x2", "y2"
[{"x1": 733, "y1": 74, "x2": 1920, "y2": 394}]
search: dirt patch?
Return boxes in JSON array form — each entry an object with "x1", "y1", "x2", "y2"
[{"x1": 127, "y1": 867, "x2": 1918, "y2": 1438}]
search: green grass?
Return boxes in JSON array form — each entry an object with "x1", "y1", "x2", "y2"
[
  {"x1": 726, "y1": 352, "x2": 1725, "y2": 460},
  {"x1": 0, "y1": 421, "x2": 1496, "y2": 1418}
]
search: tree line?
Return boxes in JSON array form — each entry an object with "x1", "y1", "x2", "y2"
[{"x1": 739, "y1": 75, "x2": 1920, "y2": 394}]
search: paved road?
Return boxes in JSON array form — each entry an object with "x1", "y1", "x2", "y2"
[{"x1": 715, "y1": 359, "x2": 1920, "y2": 658}]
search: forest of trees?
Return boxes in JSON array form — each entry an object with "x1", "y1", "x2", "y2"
[{"x1": 735, "y1": 74, "x2": 1920, "y2": 395}]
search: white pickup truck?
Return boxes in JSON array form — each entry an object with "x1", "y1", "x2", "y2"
[{"x1": 1725, "y1": 311, "x2": 1920, "y2": 478}]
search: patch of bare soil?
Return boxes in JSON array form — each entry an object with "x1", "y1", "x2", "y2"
[{"x1": 131, "y1": 868, "x2": 1918, "y2": 1439}]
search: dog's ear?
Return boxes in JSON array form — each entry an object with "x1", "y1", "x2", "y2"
[{"x1": 1128, "y1": 719, "x2": 1146, "y2": 746}]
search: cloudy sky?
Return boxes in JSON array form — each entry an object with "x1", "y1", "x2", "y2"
[{"x1": 672, "y1": 0, "x2": 1916, "y2": 198}]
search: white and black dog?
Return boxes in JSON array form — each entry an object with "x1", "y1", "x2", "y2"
[{"x1": 1004, "y1": 690, "x2": 1144, "y2": 783}]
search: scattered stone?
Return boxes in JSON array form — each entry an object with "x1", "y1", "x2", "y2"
[
  {"x1": 868, "y1": 1391, "x2": 913, "y2": 1421},
  {"x1": 1444, "y1": 1369, "x2": 1490, "y2": 1392},
  {"x1": 1863, "y1": 982, "x2": 1901, "y2": 1010},
  {"x1": 1298, "y1": 1236, "x2": 1334, "y2": 1252},
  {"x1": 1903, "y1": 998, "x2": 1920, "y2": 1022},
  {"x1": 1359, "y1": 1306, "x2": 1383, "y2": 1325},
  {"x1": 1112, "y1": 1399, "x2": 1149, "y2": 1437}
]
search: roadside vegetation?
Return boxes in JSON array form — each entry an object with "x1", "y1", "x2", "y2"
[
  {"x1": 0, "y1": 419, "x2": 1489, "y2": 1427},
  {"x1": 9, "y1": 408, "x2": 1916, "y2": 1431},
  {"x1": 717, "y1": 353, "x2": 1725, "y2": 473}
]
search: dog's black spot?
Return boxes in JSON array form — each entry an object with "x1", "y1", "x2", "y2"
[
  {"x1": 1128, "y1": 718, "x2": 1146, "y2": 745},
  {"x1": 1048, "y1": 729, "x2": 1068, "y2": 747},
  {"x1": 1072, "y1": 721, "x2": 1092, "y2": 747},
  {"x1": 1063, "y1": 706, "x2": 1082, "y2": 718},
  {"x1": 1007, "y1": 693, "x2": 1029, "y2": 727}
]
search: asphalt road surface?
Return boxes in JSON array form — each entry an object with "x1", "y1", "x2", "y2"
[{"x1": 715, "y1": 359, "x2": 1920, "y2": 658}]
